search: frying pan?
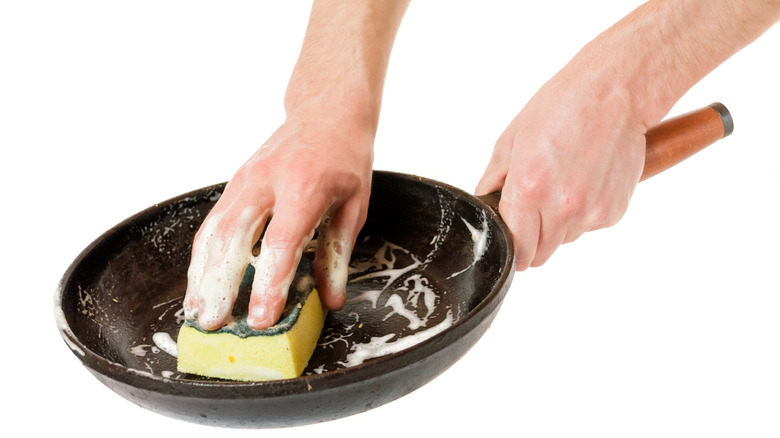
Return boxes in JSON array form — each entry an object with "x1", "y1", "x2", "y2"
[{"x1": 55, "y1": 103, "x2": 732, "y2": 428}]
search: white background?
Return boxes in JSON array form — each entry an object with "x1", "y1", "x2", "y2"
[{"x1": 2, "y1": 1, "x2": 779, "y2": 436}]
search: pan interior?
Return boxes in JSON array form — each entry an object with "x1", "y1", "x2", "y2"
[{"x1": 58, "y1": 172, "x2": 509, "y2": 382}]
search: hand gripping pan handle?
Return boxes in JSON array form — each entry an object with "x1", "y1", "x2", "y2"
[{"x1": 478, "y1": 102, "x2": 733, "y2": 212}]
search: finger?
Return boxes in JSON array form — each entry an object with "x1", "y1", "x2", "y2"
[
  {"x1": 562, "y1": 227, "x2": 587, "y2": 245},
  {"x1": 183, "y1": 213, "x2": 217, "y2": 320},
  {"x1": 531, "y1": 190, "x2": 586, "y2": 267},
  {"x1": 475, "y1": 136, "x2": 512, "y2": 196},
  {"x1": 247, "y1": 198, "x2": 326, "y2": 330},
  {"x1": 314, "y1": 197, "x2": 367, "y2": 311},
  {"x1": 195, "y1": 204, "x2": 270, "y2": 330},
  {"x1": 530, "y1": 214, "x2": 567, "y2": 268},
  {"x1": 183, "y1": 174, "x2": 258, "y2": 320},
  {"x1": 498, "y1": 193, "x2": 541, "y2": 271}
]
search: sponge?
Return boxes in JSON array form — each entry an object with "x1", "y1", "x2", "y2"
[{"x1": 177, "y1": 266, "x2": 327, "y2": 381}]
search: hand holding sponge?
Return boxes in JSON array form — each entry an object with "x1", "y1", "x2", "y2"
[{"x1": 177, "y1": 263, "x2": 327, "y2": 381}]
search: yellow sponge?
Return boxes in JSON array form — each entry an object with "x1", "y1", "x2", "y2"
[{"x1": 177, "y1": 288, "x2": 326, "y2": 381}]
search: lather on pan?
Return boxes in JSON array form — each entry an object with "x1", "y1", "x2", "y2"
[{"x1": 55, "y1": 103, "x2": 732, "y2": 428}]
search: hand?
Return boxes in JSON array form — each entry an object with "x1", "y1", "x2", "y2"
[
  {"x1": 180, "y1": 0, "x2": 408, "y2": 331},
  {"x1": 183, "y1": 114, "x2": 373, "y2": 330},
  {"x1": 475, "y1": 0, "x2": 780, "y2": 271},
  {"x1": 476, "y1": 66, "x2": 647, "y2": 271}
]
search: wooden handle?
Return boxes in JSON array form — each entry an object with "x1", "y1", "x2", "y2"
[{"x1": 641, "y1": 102, "x2": 733, "y2": 181}]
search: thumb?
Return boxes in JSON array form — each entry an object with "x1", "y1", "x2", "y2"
[{"x1": 475, "y1": 137, "x2": 512, "y2": 196}]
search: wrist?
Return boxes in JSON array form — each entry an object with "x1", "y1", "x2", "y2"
[
  {"x1": 284, "y1": 81, "x2": 382, "y2": 138},
  {"x1": 566, "y1": 11, "x2": 683, "y2": 128},
  {"x1": 278, "y1": 0, "x2": 410, "y2": 141},
  {"x1": 569, "y1": 0, "x2": 780, "y2": 128}
]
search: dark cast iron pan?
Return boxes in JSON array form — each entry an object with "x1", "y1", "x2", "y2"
[{"x1": 55, "y1": 103, "x2": 732, "y2": 428}]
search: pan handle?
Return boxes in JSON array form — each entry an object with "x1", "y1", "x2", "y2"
[
  {"x1": 477, "y1": 102, "x2": 733, "y2": 212},
  {"x1": 641, "y1": 102, "x2": 732, "y2": 181}
]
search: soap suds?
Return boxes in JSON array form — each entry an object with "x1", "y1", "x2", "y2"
[
  {"x1": 153, "y1": 332, "x2": 178, "y2": 357},
  {"x1": 311, "y1": 238, "x2": 458, "y2": 373},
  {"x1": 186, "y1": 207, "x2": 266, "y2": 325},
  {"x1": 341, "y1": 310, "x2": 454, "y2": 368},
  {"x1": 447, "y1": 212, "x2": 490, "y2": 279}
]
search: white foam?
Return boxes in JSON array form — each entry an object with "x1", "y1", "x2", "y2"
[
  {"x1": 447, "y1": 212, "x2": 490, "y2": 279},
  {"x1": 340, "y1": 311, "x2": 455, "y2": 368},
  {"x1": 189, "y1": 207, "x2": 264, "y2": 326},
  {"x1": 333, "y1": 240, "x2": 455, "y2": 368},
  {"x1": 152, "y1": 332, "x2": 178, "y2": 358}
]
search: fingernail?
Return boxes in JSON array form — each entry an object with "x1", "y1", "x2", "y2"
[
  {"x1": 246, "y1": 305, "x2": 267, "y2": 329},
  {"x1": 198, "y1": 304, "x2": 223, "y2": 330}
]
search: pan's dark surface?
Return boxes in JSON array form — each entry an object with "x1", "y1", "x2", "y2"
[{"x1": 55, "y1": 171, "x2": 514, "y2": 428}]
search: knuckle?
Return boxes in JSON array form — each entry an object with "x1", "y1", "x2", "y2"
[
  {"x1": 501, "y1": 183, "x2": 536, "y2": 216},
  {"x1": 583, "y1": 202, "x2": 607, "y2": 226},
  {"x1": 553, "y1": 191, "x2": 586, "y2": 222},
  {"x1": 262, "y1": 228, "x2": 300, "y2": 251},
  {"x1": 214, "y1": 214, "x2": 240, "y2": 235},
  {"x1": 513, "y1": 177, "x2": 541, "y2": 201},
  {"x1": 245, "y1": 152, "x2": 274, "y2": 174},
  {"x1": 494, "y1": 133, "x2": 514, "y2": 152},
  {"x1": 604, "y1": 203, "x2": 628, "y2": 227}
]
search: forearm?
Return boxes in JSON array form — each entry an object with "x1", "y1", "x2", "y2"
[
  {"x1": 567, "y1": 0, "x2": 780, "y2": 126},
  {"x1": 284, "y1": 0, "x2": 410, "y2": 135}
]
